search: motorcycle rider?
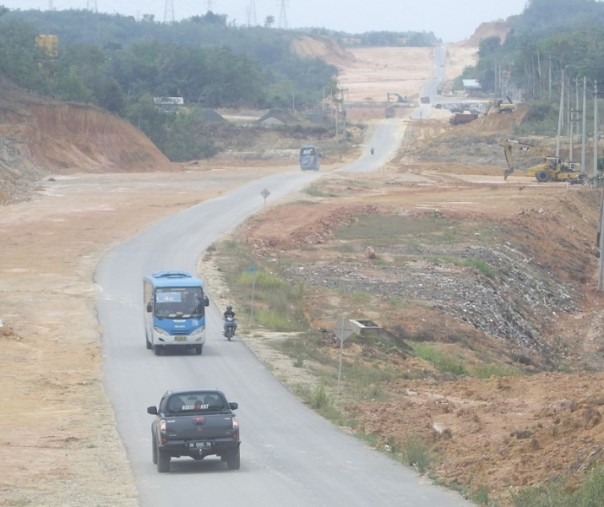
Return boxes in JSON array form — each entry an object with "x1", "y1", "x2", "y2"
[{"x1": 223, "y1": 305, "x2": 237, "y2": 336}]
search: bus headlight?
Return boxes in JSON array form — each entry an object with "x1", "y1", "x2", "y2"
[{"x1": 153, "y1": 327, "x2": 171, "y2": 337}]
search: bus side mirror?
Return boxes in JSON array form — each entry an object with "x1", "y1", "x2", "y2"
[
  {"x1": 146, "y1": 302, "x2": 152, "y2": 312},
  {"x1": 204, "y1": 296, "x2": 210, "y2": 307}
]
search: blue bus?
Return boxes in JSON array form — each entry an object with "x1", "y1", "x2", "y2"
[
  {"x1": 299, "y1": 145, "x2": 320, "y2": 171},
  {"x1": 143, "y1": 271, "x2": 209, "y2": 355}
]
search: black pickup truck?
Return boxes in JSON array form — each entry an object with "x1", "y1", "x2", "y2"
[{"x1": 147, "y1": 388, "x2": 241, "y2": 473}]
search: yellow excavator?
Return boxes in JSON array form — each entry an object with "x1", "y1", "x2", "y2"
[
  {"x1": 486, "y1": 96, "x2": 515, "y2": 114},
  {"x1": 502, "y1": 138, "x2": 583, "y2": 182}
]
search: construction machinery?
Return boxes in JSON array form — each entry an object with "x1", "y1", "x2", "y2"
[
  {"x1": 486, "y1": 96, "x2": 515, "y2": 114},
  {"x1": 386, "y1": 92, "x2": 408, "y2": 103},
  {"x1": 502, "y1": 138, "x2": 583, "y2": 182}
]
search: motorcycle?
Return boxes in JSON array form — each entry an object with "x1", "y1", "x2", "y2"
[{"x1": 223, "y1": 315, "x2": 237, "y2": 341}]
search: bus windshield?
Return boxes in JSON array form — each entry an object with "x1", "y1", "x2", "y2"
[
  {"x1": 299, "y1": 145, "x2": 320, "y2": 170},
  {"x1": 154, "y1": 287, "x2": 205, "y2": 318}
]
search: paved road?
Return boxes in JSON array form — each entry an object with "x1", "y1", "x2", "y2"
[{"x1": 96, "y1": 120, "x2": 474, "y2": 506}]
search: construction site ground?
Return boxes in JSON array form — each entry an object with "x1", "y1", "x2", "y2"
[{"x1": 1, "y1": 26, "x2": 603, "y2": 507}]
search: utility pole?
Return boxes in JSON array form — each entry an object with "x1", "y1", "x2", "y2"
[
  {"x1": 572, "y1": 77, "x2": 579, "y2": 162},
  {"x1": 581, "y1": 76, "x2": 587, "y2": 176},
  {"x1": 599, "y1": 188, "x2": 604, "y2": 291},
  {"x1": 548, "y1": 55, "x2": 552, "y2": 99},
  {"x1": 594, "y1": 81, "x2": 599, "y2": 178},
  {"x1": 556, "y1": 68, "x2": 565, "y2": 158},
  {"x1": 570, "y1": 106, "x2": 575, "y2": 162}
]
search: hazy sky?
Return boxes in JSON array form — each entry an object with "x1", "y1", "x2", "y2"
[{"x1": 2, "y1": 0, "x2": 530, "y2": 42}]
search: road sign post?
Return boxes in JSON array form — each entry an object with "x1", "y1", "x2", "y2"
[{"x1": 334, "y1": 317, "x2": 355, "y2": 396}]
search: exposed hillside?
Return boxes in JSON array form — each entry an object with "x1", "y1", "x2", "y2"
[{"x1": 0, "y1": 81, "x2": 177, "y2": 204}]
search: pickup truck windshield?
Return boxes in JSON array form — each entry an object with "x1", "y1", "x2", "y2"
[{"x1": 166, "y1": 392, "x2": 227, "y2": 414}]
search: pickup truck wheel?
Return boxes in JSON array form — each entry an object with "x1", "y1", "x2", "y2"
[
  {"x1": 195, "y1": 345, "x2": 203, "y2": 355},
  {"x1": 226, "y1": 448, "x2": 240, "y2": 470},
  {"x1": 157, "y1": 449, "x2": 171, "y2": 473},
  {"x1": 152, "y1": 434, "x2": 158, "y2": 465},
  {"x1": 153, "y1": 346, "x2": 162, "y2": 356}
]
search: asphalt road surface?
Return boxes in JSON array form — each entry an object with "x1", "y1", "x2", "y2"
[{"x1": 96, "y1": 120, "x2": 474, "y2": 507}]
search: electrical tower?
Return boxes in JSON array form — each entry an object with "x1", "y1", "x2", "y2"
[
  {"x1": 164, "y1": 0, "x2": 175, "y2": 23},
  {"x1": 278, "y1": 0, "x2": 288, "y2": 29},
  {"x1": 86, "y1": 0, "x2": 98, "y2": 12},
  {"x1": 247, "y1": 0, "x2": 257, "y2": 26},
  {"x1": 207, "y1": 0, "x2": 214, "y2": 12},
  {"x1": 48, "y1": 0, "x2": 55, "y2": 10}
]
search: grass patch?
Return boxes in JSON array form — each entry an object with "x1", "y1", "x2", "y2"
[
  {"x1": 333, "y1": 213, "x2": 498, "y2": 249},
  {"x1": 291, "y1": 384, "x2": 354, "y2": 426},
  {"x1": 400, "y1": 434, "x2": 433, "y2": 474},
  {"x1": 432, "y1": 255, "x2": 497, "y2": 279},
  {"x1": 471, "y1": 363, "x2": 518, "y2": 378},
  {"x1": 387, "y1": 296, "x2": 411, "y2": 309},
  {"x1": 412, "y1": 343, "x2": 468, "y2": 376},
  {"x1": 511, "y1": 465, "x2": 604, "y2": 507},
  {"x1": 212, "y1": 240, "x2": 308, "y2": 331}
]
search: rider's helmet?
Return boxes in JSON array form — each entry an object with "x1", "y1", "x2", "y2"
[{"x1": 227, "y1": 305, "x2": 232, "y2": 311}]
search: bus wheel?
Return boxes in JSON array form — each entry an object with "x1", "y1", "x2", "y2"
[
  {"x1": 154, "y1": 346, "x2": 162, "y2": 356},
  {"x1": 195, "y1": 345, "x2": 203, "y2": 355}
]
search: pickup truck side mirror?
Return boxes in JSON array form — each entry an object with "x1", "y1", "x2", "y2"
[
  {"x1": 146, "y1": 302, "x2": 152, "y2": 313},
  {"x1": 228, "y1": 402, "x2": 238, "y2": 410},
  {"x1": 147, "y1": 406, "x2": 158, "y2": 415},
  {"x1": 204, "y1": 295, "x2": 210, "y2": 307}
]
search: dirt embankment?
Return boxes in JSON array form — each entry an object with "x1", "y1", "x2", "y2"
[
  {"x1": 216, "y1": 116, "x2": 604, "y2": 504},
  {"x1": 0, "y1": 82, "x2": 177, "y2": 204}
]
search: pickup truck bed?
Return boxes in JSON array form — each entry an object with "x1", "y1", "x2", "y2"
[{"x1": 147, "y1": 389, "x2": 241, "y2": 473}]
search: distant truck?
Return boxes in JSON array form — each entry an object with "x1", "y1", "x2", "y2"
[
  {"x1": 449, "y1": 112, "x2": 478, "y2": 125},
  {"x1": 147, "y1": 388, "x2": 241, "y2": 473},
  {"x1": 299, "y1": 145, "x2": 320, "y2": 170}
]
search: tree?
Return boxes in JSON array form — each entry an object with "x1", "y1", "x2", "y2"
[{"x1": 0, "y1": 19, "x2": 45, "y2": 90}]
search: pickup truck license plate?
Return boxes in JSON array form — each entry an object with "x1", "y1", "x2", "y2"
[
  {"x1": 189, "y1": 442, "x2": 211, "y2": 449},
  {"x1": 174, "y1": 336, "x2": 186, "y2": 342}
]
